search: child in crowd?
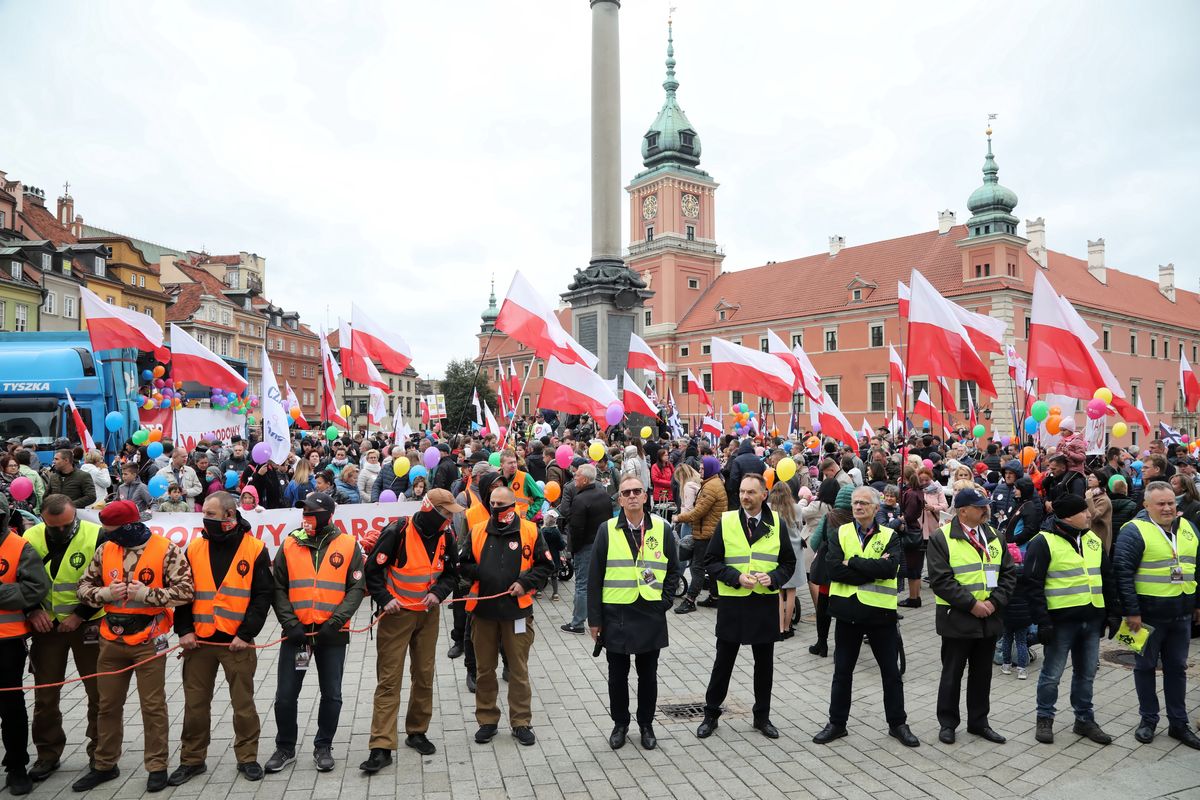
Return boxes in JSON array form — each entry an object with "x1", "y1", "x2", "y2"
[
  {"x1": 239, "y1": 486, "x2": 264, "y2": 513},
  {"x1": 115, "y1": 462, "x2": 152, "y2": 512},
  {"x1": 998, "y1": 541, "x2": 1032, "y2": 679},
  {"x1": 156, "y1": 483, "x2": 191, "y2": 512}
]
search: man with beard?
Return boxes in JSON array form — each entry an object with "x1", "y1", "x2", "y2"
[
  {"x1": 459, "y1": 485, "x2": 553, "y2": 746},
  {"x1": 168, "y1": 492, "x2": 273, "y2": 785},
  {"x1": 359, "y1": 489, "x2": 462, "y2": 773}
]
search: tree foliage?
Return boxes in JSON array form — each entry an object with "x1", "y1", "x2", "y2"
[{"x1": 442, "y1": 358, "x2": 497, "y2": 434}]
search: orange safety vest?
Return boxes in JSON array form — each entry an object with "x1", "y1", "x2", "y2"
[
  {"x1": 465, "y1": 518, "x2": 538, "y2": 611},
  {"x1": 0, "y1": 534, "x2": 30, "y2": 638},
  {"x1": 385, "y1": 518, "x2": 446, "y2": 611},
  {"x1": 283, "y1": 533, "x2": 355, "y2": 629},
  {"x1": 187, "y1": 534, "x2": 265, "y2": 639},
  {"x1": 465, "y1": 488, "x2": 489, "y2": 530},
  {"x1": 509, "y1": 470, "x2": 531, "y2": 514},
  {"x1": 100, "y1": 536, "x2": 174, "y2": 645}
]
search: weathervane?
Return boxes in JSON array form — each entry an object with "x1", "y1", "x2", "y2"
[{"x1": 987, "y1": 113, "x2": 997, "y2": 137}]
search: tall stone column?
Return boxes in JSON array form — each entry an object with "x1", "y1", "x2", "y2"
[{"x1": 564, "y1": 0, "x2": 652, "y2": 381}]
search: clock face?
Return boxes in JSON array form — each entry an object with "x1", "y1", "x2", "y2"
[
  {"x1": 642, "y1": 195, "x2": 658, "y2": 220},
  {"x1": 681, "y1": 193, "x2": 700, "y2": 219}
]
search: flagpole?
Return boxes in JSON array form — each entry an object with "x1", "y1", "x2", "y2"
[
  {"x1": 452, "y1": 327, "x2": 497, "y2": 436},
  {"x1": 504, "y1": 359, "x2": 536, "y2": 450}
]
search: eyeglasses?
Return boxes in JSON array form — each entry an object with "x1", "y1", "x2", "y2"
[
  {"x1": 851, "y1": 500, "x2": 877, "y2": 507},
  {"x1": 620, "y1": 488, "x2": 645, "y2": 497}
]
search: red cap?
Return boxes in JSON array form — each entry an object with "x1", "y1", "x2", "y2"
[{"x1": 98, "y1": 500, "x2": 140, "y2": 527}]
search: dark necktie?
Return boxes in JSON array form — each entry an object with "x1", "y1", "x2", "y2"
[{"x1": 748, "y1": 517, "x2": 759, "y2": 537}]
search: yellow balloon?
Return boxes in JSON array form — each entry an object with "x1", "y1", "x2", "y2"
[
  {"x1": 588, "y1": 441, "x2": 606, "y2": 462},
  {"x1": 340, "y1": 404, "x2": 352, "y2": 419},
  {"x1": 392, "y1": 457, "x2": 410, "y2": 478},
  {"x1": 1093, "y1": 387, "x2": 1113, "y2": 404},
  {"x1": 775, "y1": 456, "x2": 797, "y2": 483},
  {"x1": 640, "y1": 426, "x2": 652, "y2": 439},
  {"x1": 1111, "y1": 421, "x2": 1128, "y2": 438}
]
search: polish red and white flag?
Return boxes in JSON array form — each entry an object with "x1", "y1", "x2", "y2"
[
  {"x1": 907, "y1": 270, "x2": 996, "y2": 396},
  {"x1": 628, "y1": 332, "x2": 667, "y2": 374},
  {"x1": 1181, "y1": 354, "x2": 1200, "y2": 413},
  {"x1": 711, "y1": 336, "x2": 795, "y2": 402},
  {"x1": 495, "y1": 271, "x2": 598, "y2": 368},
  {"x1": 285, "y1": 381, "x2": 310, "y2": 429},
  {"x1": 319, "y1": 329, "x2": 348, "y2": 429},
  {"x1": 482, "y1": 397, "x2": 501, "y2": 438},
  {"x1": 951, "y1": 303, "x2": 1006, "y2": 355},
  {"x1": 809, "y1": 393, "x2": 857, "y2": 449},
  {"x1": 701, "y1": 414, "x2": 722, "y2": 437},
  {"x1": 888, "y1": 344, "x2": 907, "y2": 389},
  {"x1": 168, "y1": 324, "x2": 248, "y2": 392},
  {"x1": 861, "y1": 419, "x2": 875, "y2": 440},
  {"x1": 897, "y1": 281, "x2": 910, "y2": 319},
  {"x1": 621, "y1": 371, "x2": 658, "y2": 418},
  {"x1": 368, "y1": 385, "x2": 388, "y2": 427},
  {"x1": 792, "y1": 345, "x2": 823, "y2": 402},
  {"x1": 914, "y1": 389, "x2": 950, "y2": 434},
  {"x1": 767, "y1": 329, "x2": 803, "y2": 392},
  {"x1": 339, "y1": 319, "x2": 390, "y2": 393},
  {"x1": 1005, "y1": 343, "x2": 1027, "y2": 385},
  {"x1": 65, "y1": 389, "x2": 96, "y2": 452},
  {"x1": 686, "y1": 369, "x2": 711, "y2": 408},
  {"x1": 351, "y1": 303, "x2": 413, "y2": 374},
  {"x1": 1122, "y1": 393, "x2": 1153, "y2": 434},
  {"x1": 80, "y1": 285, "x2": 163, "y2": 352},
  {"x1": 508, "y1": 360, "x2": 521, "y2": 407},
  {"x1": 937, "y1": 376, "x2": 959, "y2": 415},
  {"x1": 538, "y1": 357, "x2": 619, "y2": 422}
]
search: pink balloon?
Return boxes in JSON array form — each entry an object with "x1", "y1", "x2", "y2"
[
  {"x1": 422, "y1": 447, "x2": 441, "y2": 470},
  {"x1": 604, "y1": 401, "x2": 625, "y2": 427},
  {"x1": 555, "y1": 444, "x2": 573, "y2": 470},
  {"x1": 8, "y1": 477, "x2": 32, "y2": 502},
  {"x1": 1086, "y1": 398, "x2": 1107, "y2": 420},
  {"x1": 922, "y1": 459, "x2": 934, "y2": 470}
]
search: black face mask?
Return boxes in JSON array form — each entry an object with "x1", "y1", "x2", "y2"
[
  {"x1": 44, "y1": 520, "x2": 78, "y2": 546},
  {"x1": 108, "y1": 523, "x2": 152, "y2": 549},
  {"x1": 413, "y1": 508, "x2": 446, "y2": 537},
  {"x1": 202, "y1": 517, "x2": 239, "y2": 543},
  {"x1": 303, "y1": 511, "x2": 333, "y2": 534},
  {"x1": 490, "y1": 503, "x2": 517, "y2": 526}
]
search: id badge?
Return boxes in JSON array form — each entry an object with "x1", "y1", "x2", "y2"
[
  {"x1": 295, "y1": 646, "x2": 312, "y2": 671},
  {"x1": 1170, "y1": 564, "x2": 1185, "y2": 584},
  {"x1": 82, "y1": 623, "x2": 100, "y2": 645},
  {"x1": 153, "y1": 634, "x2": 170, "y2": 654},
  {"x1": 642, "y1": 568, "x2": 655, "y2": 584},
  {"x1": 514, "y1": 617, "x2": 527, "y2": 635},
  {"x1": 985, "y1": 571, "x2": 998, "y2": 590}
]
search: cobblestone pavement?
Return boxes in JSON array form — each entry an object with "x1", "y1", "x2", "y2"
[{"x1": 27, "y1": 582, "x2": 1200, "y2": 799}]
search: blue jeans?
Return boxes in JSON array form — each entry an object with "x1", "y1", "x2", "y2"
[
  {"x1": 999, "y1": 626, "x2": 1030, "y2": 668},
  {"x1": 1133, "y1": 615, "x2": 1191, "y2": 728},
  {"x1": 570, "y1": 544, "x2": 593, "y2": 627},
  {"x1": 1035, "y1": 617, "x2": 1099, "y2": 721},
  {"x1": 275, "y1": 641, "x2": 346, "y2": 753}
]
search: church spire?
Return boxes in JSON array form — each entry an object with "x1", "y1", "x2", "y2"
[
  {"x1": 965, "y1": 124, "x2": 1019, "y2": 238},
  {"x1": 663, "y1": 18, "x2": 678, "y2": 97},
  {"x1": 480, "y1": 275, "x2": 498, "y2": 333},
  {"x1": 640, "y1": 16, "x2": 702, "y2": 171}
]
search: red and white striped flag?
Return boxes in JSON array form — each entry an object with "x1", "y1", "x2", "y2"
[
  {"x1": 907, "y1": 270, "x2": 996, "y2": 396},
  {"x1": 482, "y1": 398, "x2": 501, "y2": 437},
  {"x1": 937, "y1": 376, "x2": 959, "y2": 415},
  {"x1": 65, "y1": 389, "x2": 96, "y2": 452},
  {"x1": 701, "y1": 414, "x2": 722, "y2": 437},
  {"x1": 320, "y1": 329, "x2": 348, "y2": 429},
  {"x1": 792, "y1": 344, "x2": 823, "y2": 402},
  {"x1": 861, "y1": 419, "x2": 875, "y2": 440},
  {"x1": 368, "y1": 385, "x2": 387, "y2": 427},
  {"x1": 711, "y1": 336, "x2": 795, "y2": 402},
  {"x1": 767, "y1": 329, "x2": 803, "y2": 392},
  {"x1": 537, "y1": 357, "x2": 619, "y2": 422},
  {"x1": 1181, "y1": 353, "x2": 1200, "y2": 413},
  {"x1": 508, "y1": 360, "x2": 520, "y2": 408},
  {"x1": 914, "y1": 389, "x2": 951, "y2": 435},
  {"x1": 339, "y1": 319, "x2": 390, "y2": 393},
  {"x1": 686, "y1": 369, "x2": 711, "y2": 408},
  {"x1": 809, "y1": 393, "x2": 857, "y2": 449},
  {"x1": 351, "y1": 303, "x2": 413, "y2": 374},
  {"x1": 80, "y1": 285, "x2": 163, "y2": 352},
  {"x1": 495, "y1": 271, "x2": 598, "y2": 368},
  {"x1": 169, "y1": 324, "x2": 248, "y2": 392},
  {"x1": 888, "y1": 343, "x2": 907, "y2": 389},
  {"x1": 285, "y1": 381, "x2": 310, "y2": 429},
  {"x1": 621, "y1": 371, "x2": 658, "y2": 418},
  {"x1": 897, "y1": 281, "x2": 910, "y2": 319},
  {"x1": 628, "y1": 332, "x2": 667, "y2": 374}
]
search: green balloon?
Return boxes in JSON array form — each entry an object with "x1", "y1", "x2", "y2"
[
  {"x1": 972, "y1": 424, "x2": 986, "y2": 438},
  {"x1": 1030, "y1": 400, "x2": 1049, "y2": 421},
  {"x1": 246, "y1": 416, "x2": 256, "y2": 426},
  {"x1": 326, "y1": 425, "x2": 339, "y2": 441},
  {"x1": 131, "y1": 429, "x2": 149, "y2": 445},
  {"x1": 488, "y1": 451, "x2": 502, "y2": 467}
]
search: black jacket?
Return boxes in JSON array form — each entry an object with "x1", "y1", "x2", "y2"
[
  {"x1": 705, "y1": 507, "x2": 796, "y2": 644},
  {"x1": 1004, "y1": 477, "x2": 1043, "y2": 546},
  {"x1": 432, "y1": 455, "x2": 459, "y2": 493},
  {"x1": 1023, "y1": 522, "x2": 1119, "y2": 627},
  {"x1": 926, "y1": 518, "x2": 1017, "y2": 639},
  {"x1": 825, "y1": 518, "x2": 903, "y2": 626},
  {"x1": 1113, "y1": 514, "x2": 1200, "y2": 622},
  {"x1": 243, "y1": 464, "x2": 287, "y2": 509},
  {"x1": 567, "y1": 482, "x2": 614, "y2": 552},
  {"x1": 726, "y1": 440, "x2": 764, "y2": 505},
  {"x1": 1002, "y1": 562, "x2": 1033, "y2": 630},
  {"x1": 457, "y1": 518, "x2": 552, "y2": 620},
  {"x1": 1109, "y1": 497, "x2": 1139, "y2": 541},
  {"x1": 524, "y1": 453, "x2": 547, "y2": 484},
  {"x1": 365, "y1": 516, "x2": 458, "y2": 609},
  {"x1": 174, "y1": 522, "x2": 274, "y2": 643}
]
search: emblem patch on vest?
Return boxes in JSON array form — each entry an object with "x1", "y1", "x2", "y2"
[
  {"x1": 1182, "y1": 528, "x2": 1195, "y2": 541},
  {"x1": 870, "y1": 539, "x2": 885, "y2": 556},
  {"x1": 352, "y1": 570, "x2": 363, "y2": 581},
  {"x1": 69, "y1": 552, "x2": 86, "y2": 569},
  {"x1": 236, "y1": 559, "x2": 250, "y2": 577},
  {"x1": 1087, "y1": 538, "x2": 1101, "y2": 551},
  {"x1": 508, "y1": 541, "x2": 519, "y2": 550},
  {"x1": 0, "y1": 559, "x2": 9, "y2": 577},
  {"x1": 645, "y1": 535, "x2": 658, "y2": 550},
  {"x1": 522, "y1": 544, "x2": 532, "y2": 559},
  {"x1": 329, "y1": 552, "x2": 345, "y2": 568},
  {"x1": 137, "y1": 568, "x2": 154, "y2": 584},
  {"x1": 376, "y1": 552, "x2": 388, "y2": 564},
  {"x1": 109, "y1": 624, "x2": 124, "y2": 635}
]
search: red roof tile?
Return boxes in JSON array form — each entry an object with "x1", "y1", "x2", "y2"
[
  {"x1": 18, "y1": 203, "x2": 77, "y2": 246},
  {"x1": 203, "y1": 254, "x2": 241, "y2": 266},
  {"x1": 166, "y1": 283, "x2": 202, "y2": 322}
]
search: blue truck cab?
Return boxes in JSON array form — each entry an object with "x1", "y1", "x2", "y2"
[{"x1": 0, "y1": 332, "x2": 142, "y2": 462}]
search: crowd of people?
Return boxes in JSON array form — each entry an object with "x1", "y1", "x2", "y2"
[{"x1": 0, "y1": 407, "x2": 1195, "y2": 794}]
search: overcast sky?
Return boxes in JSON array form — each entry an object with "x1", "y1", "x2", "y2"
[{"x1": 3, "y1": 1, "x2": 1197, "y2": 378}]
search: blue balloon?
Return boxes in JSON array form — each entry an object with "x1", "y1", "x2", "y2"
[
  {"x1": 146, "y1": 442, "x2": 164, "y2": 459},
  {"x1": 141, "y1": 369, "x2": 153, "y2": 382},
  {"x1": 147, "y1": 474, "x2": 170, "y2": 498},
  {"x1": 224, "y1": 469, "x2": 240, "y2": 488},
  {"x1": 409, "y1": 466, "x2": 428, "y2": 481},
  {"x1": 1024, "y1": 416, "x2": 1039, "y2": 435},
  {"x1": 782, "y1": 441, "x2": 793, "y2": 453},
  {"x1": 104, "y1": 411, "x2": 124, "y2": 433},
  {"x1": 922, "y1": 420, "x2": 931, "y2": 430}
]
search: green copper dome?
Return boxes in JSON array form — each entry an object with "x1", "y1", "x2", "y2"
[
  {"x1": 641, "y1": 21, "x2": 701, "y2": 169},
  {"x1": 965, "y1": 130, "x2": 1019, "y2": 238},
  {"x1": 480, "y1": 277, "x2": 498, "y2": 333}
]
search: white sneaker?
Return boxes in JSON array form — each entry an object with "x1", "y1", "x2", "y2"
[
  {"x1": 1001, "y1": 663, "x2": 1012, "y2": 675},
  {"x1": 1028, "y1": 647, "x2": 1038, "y2": 664},
  {"x1": 1017, "y1": 668, "x2": 1028, "y2": 680}
]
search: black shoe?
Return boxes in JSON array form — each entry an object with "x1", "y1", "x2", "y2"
[
  {"x1": 813, "y1": 723, "x2": 847, "y2": 744},
  {"x1": 1036, "y1": 716, "x2": 1055, "y2": 744},
  {"x1": 406, "y1": 734, "x2": 437, "y2": 756},
  {"x1": 639, "y1": 725, "x2": 657, "y2": 750},
  {"x1": 889, "y1": 725, "x2": 920, "y2": 747},
  {"x1": 512, "y1": 726, "x2": 536, "y2": 746},
  {"x1": 696, "y1": 716, "x2": 719, "y2": 739},
  {"x1": 146, "y1": 770, "x2": 169, "y2": 793},
  {"x1": 28, "y1": 760, "x2": 58, "y2": 782},
  {"x1": 609, "y1": 724, "x2": 628, "y2": 750},
  {"x1": 475, "y1": 724, "x2": 498, "y2": 744},
  {"x1": 237, "y1": 762, "x2": 264, "y2": 782},
  {"x1": 697, "y1": 595, "x2": 718, "y2": 608},
  {"x1": 359, "y1": 748, "x2": 393, "y2": 773},
  {"x1": 808, "y1": 641, "x2": 828, "y2": 657},
  {"x1": 1168, "y1": 726, "x2": 1200, "y2": 750},
  {"x1": 72, "y1": 767, "x2": 120, "y2": 792},
  {"x1": 313, "y1": 747, "x2": 335, "y2": 772},
  {"x1": 466, "y1": 672, "x2": 477, "y2": 693},
  {"x1": 1134, "y1": 721, "x2": 1155, "y2": 743},
  {"x1": 447, "y1": 642, "x2": 464, "y2": 659},
  {"x1": 502, "y1": 666, "x2": 510, "y2": 682},
  {"x1": 1072, "y1": 720, "x2": 1112, "y2": 745},
  {"x1": 779, "y1": 628, "x2": 795, "y2": 640},
  {"x1": 897, "y1": 597, "x2": 922, "y2": 608},
  {"x1": 263, "y1": 749, "x2": 295, "y2": 773},
  {"x1": 753, "y1": 719, "x2": 780, "y2": 739},
  {"x1": 560, "y1": 623, "x2": 585, "y2": 634},
  {"x1": 938, "y1": 727, "x2": 955, "y2": 744},
  {"x1": 168, "y1": 763, "x2": 207, "y2": 786},
  {"x1": 674, "y1": 599, "x2": 697, "y2": 615},
  {"x1": 6, "y1": 774, "x2": 31, "y2": 797},
  {"x1": 968, "y1": 726, "x2": 1006, "y2": 744}
]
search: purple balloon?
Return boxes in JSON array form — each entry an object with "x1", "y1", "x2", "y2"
[
  {"x1": 1000, "y1": 435, "x2": 1012, "y2": 447},
  {"x1": 604, "y1": 401, "x2": 625, "y2": 427},
  {"x1": 422, "y1": 447, "x2": 440, "y2": 470},
  {"x1": 379, "y1": 490, "x2": 397, "y2": 503},
  {"x1": 251, "y1": 442, "x2": 272, "y2": 464}
]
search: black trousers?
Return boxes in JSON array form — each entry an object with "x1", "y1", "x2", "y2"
[
  {"x1": 607, "y1": 650, "x2": 660, "y2": 727},
  {"x1": 815, "y1": 592, "x2": 831, "y2": 644},
  {"x1": 704, "y1": 639, "x2": 774, "y2": 720},
  {"x1": 0, "y1": 638, "x2": 27, "y2": 773},
  {"x1": 451, "y1": 587, "x2": 468, "y2": 645},
  {"x1": 936, "y1": 635, "x2": 996, "y2": 730},
  {"x1": 829, "y1": 619, "x2": 906, "y2": 727}
]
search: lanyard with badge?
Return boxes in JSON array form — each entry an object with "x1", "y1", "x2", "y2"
[
  {"x1": 1151, "y1": 520, "x2": 1185, "y2": 584},
  {"x1": 631, "y1": 516, "x2": 655, "y2": 585},
  {"x1": 967, "y1": 528, "x2": 999, "y2": 590}
]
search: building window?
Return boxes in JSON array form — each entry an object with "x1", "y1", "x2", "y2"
[
  {"x1": 40, "y1": 253, "x2": 50, "y2": 270},
  {"x1": 128, "y1": 303, "x2": 137, "y2": 312},
  {"x1": 94, "y1": 256, "x2": 105, "y2": 277},
  {"x1": 760, "y1": 337, "x2": 769, "y2": 353},
  {"x1": 1163, "y1": 338, "x2": 1169, "y2": 360},
  {"x1": 14, "y1": 304, "x2": 28, "y2": 332},
  {"x1": 1180, "y1": 342, "x2": 1185, "y2": 360},
  {"x1": 680, "y1": 374, "x2": 689, "y2": 394},
  {"x1": 1007, "y1": 261, "x2": 1017, "y2": 277},
  {"x1": 1024, "y1": 316, "x2": 1031, "y2": 339},
  {"x1": 277, "y1": 363, "x2": 284, "y2": 376},
  {"x1": 106, "y1": 295, "x2": 115, "y2": 304},
  {"x1": 138, "y1": 275, "x2": 145, "y2": 288},
  {"x1": 63, "y1": 296, "x2": 75, "y2": 319},
  {"x1": 701, "y1": 371, "x2": 712, "y2": 393},
  {"x1": 913, "y1": 379, "x2": 929, "y2": 400},
  {"x1": 219, "y1": 337, "x2": 228, "y2": 356},
  {"x1": 731, "y1": 391, "x2": 742, "y2": 406},
  {"x1": 686, "y1": 225, "x2": 696, "y2": 241},
  {"x1": 824, "y1": 383, "x2": 839, "y2": 407},
  {"x1": 852, "y1": 289, "x2": 862, "y2": 302},
  {"x1": 290, "y1": 364, "x2": 296, "y2": 377},
  {"x1": 701, "y1": 342, "x2": 711, "y2": 355},
  {"x1": 791, "y1": 333, "x2": 803, "y2": 348},
  {"x1": 645, "y1": 226, "x2": 654, "y2": 242},
  {"x1": 959, "y1": 380, "x2": 977, "y2": 412},
  {"x1": 0, "y1": 300, "x2": 5, "y2": 329},
  {"x1": 1157, "y1": 383, "x2": 1165, "y2": 413},
  {"x1": 144, "y1": 306, "x2": 152, "y2": 316},
  {"x1": 1130, "y1": 332, "x2": 1137, "y2": 355},
  {"x1": 9, "y1": 262, "x2": 20, "y2": 280},
  {"x1": 974, "y1": 263, "x2": 991, "y2": 278},
  {"x1": 1102, "y1": 327, "x2": 1110, "y2": 351},
  {"x1": 824, "y1": 329, "x2": 837, "y2": 352},
  {"x1": 523, "y1": 398, "x2": 530, "y2": 415},
  {"x1": 130, "y1": 274, "x2": 137, "y2": 286},
  {"x1": 1194, "y1": 344, "x2": 1198, "y2": 363},
  {"x1": 869, "y1": 323, "x2": 884, "y2": 348},
  {"x1": 679, "y1": 345, "x2": 689, "y2": 358},
  {"x1": 43, "y1": 292, "x2": 56, "y2": 315},
  {"x1": 869, "y1": 380, "x2": 886, "y2": 412},
  {"x1": 679, "y1": 131, "x2": 695, "y2": 149},
  {"x1": 1151, "y1": 338, "x2": 1157, "y2": 358},
  {"x1": 537, "y1": 361, "x2": 544, "y2": 378},
  {"x1": 523, "y1": 363, "x2": 530, "y2": 377},
  {"x1": 687, "y1": 277, "x2": 699, "y2": 290},
  {"x1": 290, "y1": 341, "x2": 296, "y2": 354},
  {"x1": 644, "y1": 310, "x2": 652, "y2": 327}
]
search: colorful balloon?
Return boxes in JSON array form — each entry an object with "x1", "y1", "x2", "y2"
[
  {"x1": 1030, "y1": 401, "x2": 1049, "y2": 422},
  {"x1": 488, "y1": 452, "x2": 502, "y2": 467},
  {"x1": 1020, "y1": 446, "x2": 1037, "y2": 467},
  {"x1": 326, "y1": 425, "x2": 338, "y2": 441},
  {"x1": 1024, "y1": 417, "x2": 1039, "y2": 435},
  {"x1": 379, "y1": 490, "x2": 398, "y2": 503},
  {"x1": 972, "y1": 424, "x2": 986, "y2": 438},
  {"x1": 152, "y1": 365, "x2": 165, "y2": 379},
  {"x1": 1045, "y1": 416, "x2": 1061, "y2": 435},
  {"x1": 1112, "y1": 421, "x2": 1128, "y2": 438},
  {"x1": 544, "y1": 481, "x2": 561, "y2": 503},
  {"x1": 640, "y1": 426, "x2": 652, "y2": 439},
  {"x1": 423, "y1": 448, "x2": 441, "y2": 470},
  {"x1": 775, "y1": 457, "x2": 797, "y2": 482},
  {"x1": 146, "y1": 442, "x2": 164, "y2": 459},
  {"x1": 764, "y1": 468, "x2": 776, "y2": 489},
  {"x1": 8, "y1": 477, "x2": 32, "y2": 501},
  {"x1": 1086, "y1": 398, "x2": 1107, "y2": 420},
  {"x1": 147, "y1": 475, "x2": 170, "y2": 498},
  {"x1": 131, "y1": 429, "x2": 149, "y2": 446},
  {"x1": 104, "y1": 411, "x2": 124, "y2": 432},
  {"x1": 1093, "y1": 387, "x2": 1113, "y2": 404},
  {"x1": 588, "y1": 441, "x2": 606, "y2": 462},
  {"x1": 393, "y1": 457, "x2": 411, "y2": 477},
  {"x1": 224, "y1": 469, "x2": 240, "y2": 489},
  {"x1": 251, "y1": 442, "x2": 272, "y2": 464},
  {"x1": 604, "y1": 402, "x2": 624, "y2": 427},
  {"x1": 147, "y1": 429, "x2": 162, "y2": 443},
  {"x1": 555, "y1": 444, "x2": 573, "y2": 470}
]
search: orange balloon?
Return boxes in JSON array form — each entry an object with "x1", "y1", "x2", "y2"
[
  {"x1": 1045, "y1": 415, "x2": 1062, "y2": 435},
  {"x1": 148, "y1": 429, "x2": 162, "y2": 443},
  {"x1": 1049, "y1": 405, "x2": 1062, "y2": 416},
  {"x1": 544, "y1": 481, "x2": 561, "y2": 503},
  {"x1": 764, "y1": 467, "x2": 776, "y2": 489},
  {"x1": 152, "y1": 366, "x2": 165, "y2": 378},
  {"x1": 1020, "y1": 446, "x2": 1037, "y2": 467}
]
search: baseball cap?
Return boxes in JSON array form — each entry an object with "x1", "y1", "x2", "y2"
[
  {"x1": 425, "y1": 488, "x2": 465, "y2": 516},
  {"x1": 302, "y1": 493, "x2": 336, "y2": 514},
  {"x1": 953, "y1": 488, "x2": 990, "y2": 509}
]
